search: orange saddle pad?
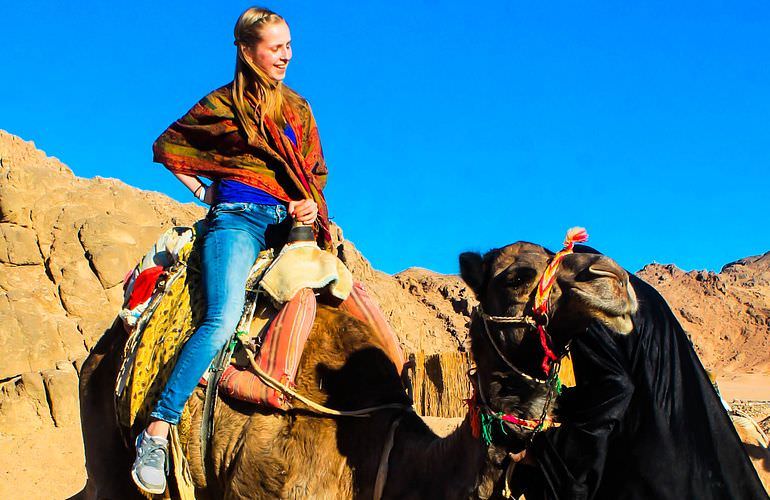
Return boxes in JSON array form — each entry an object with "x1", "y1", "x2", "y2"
[{"x1": 215, "y1": 282, "x2": 405, "y2": 410}]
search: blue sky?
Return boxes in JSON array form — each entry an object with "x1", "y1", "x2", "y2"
[{"x1": 2, "y1": 1, "x2": 768, "y2": 274}]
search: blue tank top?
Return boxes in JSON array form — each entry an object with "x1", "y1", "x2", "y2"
[{"x1": 214, "y1": 122, "x2": 298, "y2": 205}]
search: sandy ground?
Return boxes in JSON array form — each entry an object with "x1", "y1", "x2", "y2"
[
  {"x1": 0, "y1": 423, "x2": 86, "y2": 500},
  {"x1": 719, "y1": 373, "x2": 770, "y2": 402},
  {"x1": 423, "y1": 416, "x2": 464, "y2": 436},
  {"x1": 0, "y1": 416, "x2": 462, "y2": 499}
]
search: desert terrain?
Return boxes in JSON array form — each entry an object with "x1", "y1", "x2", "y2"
[{"x1": 0, "y1": 130, "x2": 767, "y2": 498}]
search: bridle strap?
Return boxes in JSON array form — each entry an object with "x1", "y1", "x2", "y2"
[
  {"x1": 532, "y1": 227, "x2": 589, "y2": 372},
  {"x1": 533, "y1": 227, "x2": 589, "y2": 316},
  {"x1": 475, "y1": 227, "x2": 589, "y2": 378},
  {"x1": 477, "y1": 309, "x2": 537, "y2": 327},
  {"x1": 476, "y1": 307, "x2": 547, "y2": 384},
  {"x1": 466, "y1": 366, "x2": 559, "y2": 444}
]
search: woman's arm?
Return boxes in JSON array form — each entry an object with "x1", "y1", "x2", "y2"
[{"x1": 173, "y1": 173, "x2": 215, "y2": 204}]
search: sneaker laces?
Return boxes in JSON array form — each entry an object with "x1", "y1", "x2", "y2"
[{"x1": 137, "y1": 434, "x2": 169, "y2": 475}]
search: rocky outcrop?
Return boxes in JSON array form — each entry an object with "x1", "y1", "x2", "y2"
[
  {"x1": 637, "y1": 254, "x2": 770, "y2": 373},
  {"x1": 335, "y1": 236, "x2": 473, "y2": 354},
  {"x1": 0, "y1": 131, "x2": 205, "y2": 384}
]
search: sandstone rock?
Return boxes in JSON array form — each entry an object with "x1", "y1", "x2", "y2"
[
  {"x1": 0, "y1": 223, "x2": 41, "y2": 265},
  {"x1": 638, "y1": 258, "x2": 770, "y2": 373},
  {"x1": 0, "y1": 385, "x2": 44, "y2": 434},
  {"x1": 57, "y1": 262, "x2": 111, "y2": 319},
  {"x1": 0, "y1": 372, "x2": 52, "y2": 434},
  {"x1": 0, "y1": 265, "x2": 85, "y2": 378},
  {"x1": 0, "y1": 130, "x2": 205, "y2": 382},
  {"x1": 41, "y1": 368, "x2": 80, "y2": 428},
  {"x1": 73, "y1": 355, "x2": 88, "y2": 376},
  {"x1": 20, "y1": 372, "x2": 49, "y2": 410},
  {"x1": 55, "y1": 360, "x2": 76, "y2": 372},
  {"x1": 78, "y1": 214, "x2": 165, "y2": 289}
]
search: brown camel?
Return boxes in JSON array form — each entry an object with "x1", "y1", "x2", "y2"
[
  {"x1": 78, "y1": 241, "x2": 637, "y2": 499},
  {"x1": 731, "y1": 412, "x2": 770, "y2": 491}
]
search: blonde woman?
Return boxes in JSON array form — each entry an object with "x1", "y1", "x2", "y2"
[{"x1": 131, "y1": 6, "x2": 331, "y2": 494}]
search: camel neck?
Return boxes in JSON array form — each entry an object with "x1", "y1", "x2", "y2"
[{"x1": 383, "y1": 413, "x2": 508, "y2": 499}]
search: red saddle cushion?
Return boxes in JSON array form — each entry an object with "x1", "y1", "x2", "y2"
[{"x1": 216, "y1": 282, "x2": 404, "y2": 410}]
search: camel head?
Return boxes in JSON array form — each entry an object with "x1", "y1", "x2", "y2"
[{"x1": 460, "y1": 240, "x2": 638, "y2": 379}]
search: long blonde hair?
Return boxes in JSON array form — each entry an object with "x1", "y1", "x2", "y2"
[{"x1": 232, "y1": 7, "x2": 303, "y2": 142}]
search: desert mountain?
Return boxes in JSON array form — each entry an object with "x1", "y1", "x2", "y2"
[{"x1": 638, "y1": 256, "x2": 770, "y2": 373}]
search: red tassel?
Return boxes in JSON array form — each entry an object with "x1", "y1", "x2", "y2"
[
  {"x1": 564, "y1": 227, "x2": 589, "y2": 249},
  {"x1": 538, "y1": 325, "x2": 559, "y2": 374},
  {"x1": 465, "y1": 392, "x2": 481, "y2": 439}
]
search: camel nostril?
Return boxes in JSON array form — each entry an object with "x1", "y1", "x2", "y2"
[{"x1": 587, "y1": 263, "x2": 626, "y2": 283}]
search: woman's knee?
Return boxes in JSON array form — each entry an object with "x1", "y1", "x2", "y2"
[{"x1": 198, "y1": 306, "x2": 242, "y2": 342}]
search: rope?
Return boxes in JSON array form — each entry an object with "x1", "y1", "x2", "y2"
[
  {"x1": 240, "y1": 339, "x2": 412, "y2": 418},
  {"x1": 468, "y1": 358, "x2": 563, "y2": 447},
  {"x1": 502, "y1": 456, "x2": 517, "y2": 499},
  {"x1": 478, "y1": 311, "x2": 537, "y2": 327},
  {"x1": 477, "y1": 307, "x2": 547, "y2": 384},
  {"x1": 536, "y1": 324, "x2": 559, "y2": 374},
  {"x1": 532, "y1": 227, "x2": 589, "y2": 371},
  {"x1": 373, "y1": 415, "x2": 404, "y2": 500}
]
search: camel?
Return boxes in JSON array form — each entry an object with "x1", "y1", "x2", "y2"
[
  {"x1": 78, "y1": 241, "x2": 637, "y2": 499},
  {"x1": 731, "y1": 411, "x2": 770, "y2": 491}
]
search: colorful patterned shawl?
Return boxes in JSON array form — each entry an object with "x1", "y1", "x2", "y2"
[{"x1": 153, "y1": 84, "x2": 331, "y2": 249}]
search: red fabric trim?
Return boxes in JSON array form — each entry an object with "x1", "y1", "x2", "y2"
[
  {"x1": 339, "y1": 282, "x2": 405, "y2": 370},
  {"x1": 127, "y1": 266, "x2": 164, "y2": 309},
  {"x1": 218, "y1": 289, "x2": 317, "y2": 409}
]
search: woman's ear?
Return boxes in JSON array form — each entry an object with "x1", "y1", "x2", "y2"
[
  {"x1": 459, "y1": 252, "x2": 485, "y2": 298},
  {"x1": 239, "y1": 44, "x2": 255, "y2": 67}
]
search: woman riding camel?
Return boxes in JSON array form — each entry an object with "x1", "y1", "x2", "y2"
[{"x1": 131, "y1": 6, "x2": 331, "y2": 494}]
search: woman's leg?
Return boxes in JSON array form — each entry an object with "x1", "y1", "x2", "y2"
[
  {"x1": 132, "y1": 204, "x2": 282, "y2": 494},
  {"x1": 150, "y1": 223, "x2": 262, "y2": 425}
]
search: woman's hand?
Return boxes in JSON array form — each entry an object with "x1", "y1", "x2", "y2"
[
  {"x1": 510, "y1": 448, "x2": 536, "y2": 466},
  {"x1": 202, "y1": 185, "x2": 216, "y2": 205},
  {"x1": 288, "y1": 199, "x2": 318, "y2": 225}
]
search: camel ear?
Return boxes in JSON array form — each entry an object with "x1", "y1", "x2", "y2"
[{"x1": 459, "y1": 252, "x2": 485, "y2": 297}]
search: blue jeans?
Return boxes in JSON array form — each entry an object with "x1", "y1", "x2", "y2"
[{"x1": 150, "y1": 202, "x2": 287, "y2": 424}]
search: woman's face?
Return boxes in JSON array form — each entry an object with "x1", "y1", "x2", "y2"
[{"x1": 244, "y1": 20, "x2": 292, "y2": 82}]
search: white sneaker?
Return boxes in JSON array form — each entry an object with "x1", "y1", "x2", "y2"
[{"x1": 130, "y1": 431, "x2": 169, "y2": 495}]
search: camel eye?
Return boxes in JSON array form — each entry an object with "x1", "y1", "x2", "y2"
[{"x1": 506, "y1": 268, "x2": 538, "y2": 287}]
